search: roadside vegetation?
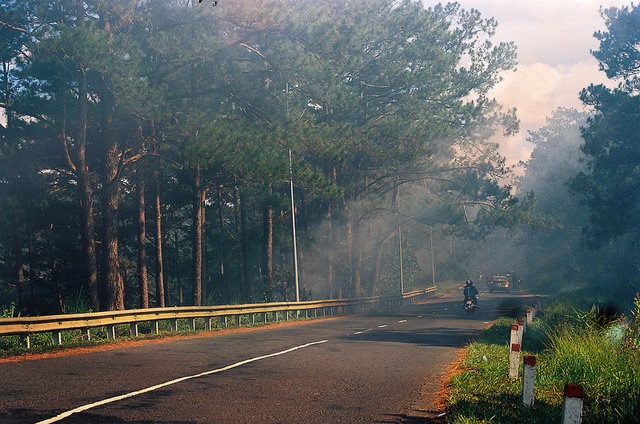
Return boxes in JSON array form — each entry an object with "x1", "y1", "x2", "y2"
[{"x1": 445, "y1": 295, "x2": 640, "y2": 424}]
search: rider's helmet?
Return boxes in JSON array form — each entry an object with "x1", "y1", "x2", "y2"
[{"x1": 465, "y1": 279, "x2": 473, "y2": 286}]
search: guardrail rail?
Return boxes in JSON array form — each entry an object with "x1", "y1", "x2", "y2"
[{"x1": 0, "y1": 287, "x2": 437, "y2": 349}]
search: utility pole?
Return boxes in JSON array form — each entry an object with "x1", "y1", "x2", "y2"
[
  {"x1": 289, "y1": 149, "x2": 300, "y2": 302},
  {"x1": 430, "y1": 226, "x2": 436, "y2": 287}
]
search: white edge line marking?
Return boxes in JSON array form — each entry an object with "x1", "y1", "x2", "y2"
[
  {"x1": 354, "y1": 331, "x2": 364, "y2": 334},
  {"x1": 398, "y1": 320, "x2": 407, "y2": 323},
  {"x1": 36, "y1": 340, "x2": 328, "y2": 424},
  {"x1": 378, "y1": 325, "x2": 387, "y2": 328}
]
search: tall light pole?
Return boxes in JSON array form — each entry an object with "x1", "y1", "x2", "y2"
[
  {"x1": 430, "y1": 225, "x2": 436, "y2": 287},
  {"x1": 398, "y1": 225, "x2": 404, "y2": 295},
  {"x1": 289, "y1": 149, "x2": 300, "y2": 302},
  {"x1": 397, "y1": 189, "x2": 404, "y2": 295}
]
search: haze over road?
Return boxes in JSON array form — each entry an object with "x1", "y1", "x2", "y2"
[{"x1": 0, "y1": 290, "x2": 524, "y2": 424}]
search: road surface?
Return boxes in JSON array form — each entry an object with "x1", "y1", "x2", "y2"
[{"x1": 0, "y1": 289, "x2": 524, "y2": 424}]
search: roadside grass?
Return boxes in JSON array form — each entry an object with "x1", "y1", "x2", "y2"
[{"x1": 445, "y1": 301, "x2": 640, "y2": 424}]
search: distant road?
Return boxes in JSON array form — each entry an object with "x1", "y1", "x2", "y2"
[{"x1": 0, "y1": 289, "x2": 524, "y2": 424}]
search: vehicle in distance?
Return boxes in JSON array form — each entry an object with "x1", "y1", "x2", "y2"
[{"x1": 487, "y1": 275, "x2": 511, "y2": 292}]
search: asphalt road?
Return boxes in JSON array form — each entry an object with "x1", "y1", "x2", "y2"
[{"x1": 0, "y1": 289, "x2": 526, "y2": 424}]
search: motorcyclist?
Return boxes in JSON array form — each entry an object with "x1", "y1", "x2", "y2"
[{"x1": 463, "y1": 279, "x2": 479, "y2": 307}]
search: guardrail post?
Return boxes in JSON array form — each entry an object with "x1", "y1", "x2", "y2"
[
  {"x1": 152, "y1": 321, "x2": 160, "y2": 334},
  {"x1": 52, "y1": 330, "x2": 62, "y2": 345},
  {"x1": 20, "y1": 335, "x2": 31, "y2": 349},
  {"x1": 169, "y1": 319, "x2": 178, "y2": 332},
  {"x1": 223, "y1": 316, "x2": 228, "y2": 328},
  {"x1": 106, "y1": 325, "x2": 116, "y2": 340},
  {"x1": 522, "y1": 355, "x2": 536, "y2": 406},
  {"x1": 526, "y1": 307, "x2": 534, "y2": 325},
  {"x1": 509, "y1": 343, "x2": 520, "y2": 379},
  {"x1": 205, "y1": 318, "x2": 212, "y2": 331},
  {"x1": 188, "y1": 318, "x2": 196, "y2": 331},
  {"x1": 130, "y1": 323, "x2": 139, "y2": 337},
  {"x1": 81, "y1": 328, "x2": 91, "y2": 342},
  {"x1": 562, "y1": 384, "x2": 584, "y2": 424}
]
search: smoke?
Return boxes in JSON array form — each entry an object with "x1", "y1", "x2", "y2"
[{"x1": 491, "y1": 60, "x2": 604, "y2": 166}]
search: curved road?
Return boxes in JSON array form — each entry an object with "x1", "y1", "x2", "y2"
[{"x1": 0, "y1": 289, "x2": 525, "y2": 424}]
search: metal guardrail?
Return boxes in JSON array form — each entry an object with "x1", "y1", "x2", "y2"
[{"x1": 0, "y1": 287, "x2": 436, "y2": 348}]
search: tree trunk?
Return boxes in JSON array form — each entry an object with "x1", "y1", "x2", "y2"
[
  {"x1": 153, "y1": 169, "x2": 166, "y2": 307},
  {"x1": 262, "y1": 184, "x2": 274, "y2": 301},
  {"x1": 66, "y1": 0, "x2": 98, "y2": 312},
  {"x1": 216, "y1": 187, "x2": 230, "y2": 302},
  {"x1": 373, "y1": 228, "x2": 398, "y2": 295},
  {"x1": 327, "y1": 166, "x2": 337, "y2": 299},
  {"x1": 345, "y1": 205, "x2": 353, "y2": 298},
  {"x1": 13, "y1": 231, "x2": 27, "y2": 315},
  {"x1": 101, "y1": 137, "x2": 125, "y2": 311},
  {"x1": 137, "y1": 170, "x2": 149, "y2": 308},
  {"x1": 239, "y1": 188, "x2": 251, "y2": 302},
  {"x1": 192, "y1": 166, "x2": 206, "y2": 306}
]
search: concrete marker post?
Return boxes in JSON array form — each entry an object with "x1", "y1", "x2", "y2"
[
  {"x1": 526, "y1": 307, "x2": 533, "y2": 325},
  {"x1": 562, "y1": 383, "x2": 584, "y2": 424},
  {"x1": 510, "y1": 323, "x2": 519, "y2": 347},
  {"x1": 509, "y1": 343, "x2": 521, "y2": 380},
  {"x1": 517, "y1": 317, "x2": 524, "y2": 345},
  {"x1": 522, "y1": 355, "x2": 536, "y2": 406},
  {"x1": 521, "y1": 313, "x2": 527, "y2": 334}
]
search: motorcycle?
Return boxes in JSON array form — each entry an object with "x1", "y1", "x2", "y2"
[{"x1": 463, "y1": 296, "x2": 478, "y2": 314}]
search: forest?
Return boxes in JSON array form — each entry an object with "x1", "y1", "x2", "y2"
[{"x1": 1, "y1": 0, "x2": 639, "y2": 315}]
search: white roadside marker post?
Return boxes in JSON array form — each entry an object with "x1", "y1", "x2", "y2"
[
  {"x1": 527, "y1": 307, "x2": 533, "y2": 325},
  {"x1": 510, "y1": 323, "x2": 519, "y2": 347},
  {"x1": 509, "y1": 343, "x2": 521, "y2": 380},
  {"x1": 517, "y1": 317, "x2": 524, "y2": 345},
  {"x1": 562, "y1": 383, "x2": 584, "y2": 424},
  {"x1": 522, "y1": 354, "x2": 536, "y2": 406}
]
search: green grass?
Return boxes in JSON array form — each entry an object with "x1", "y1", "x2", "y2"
[{"x1": 446, "y1": 302, "x2": 640, "y2": 424}]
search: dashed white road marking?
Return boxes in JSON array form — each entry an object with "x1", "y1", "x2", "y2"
[
  {"x1": 398, "y1": 320, "x2": 407, "y2": 323},
  {"x1": 378, "y1": 325, "x2": 388, "y2": 328},
  {"x1": 36, "y1": 340, "x2": 328, "y2": 424}
]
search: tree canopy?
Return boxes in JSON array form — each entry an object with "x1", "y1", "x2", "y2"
[{"x1": 0, "y1": 0, "x2": 520, "y2": 313}]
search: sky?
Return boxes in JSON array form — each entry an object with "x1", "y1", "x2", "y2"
[{"x1": 423, "y1": 0, "x2": 630, "y2": 166}]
